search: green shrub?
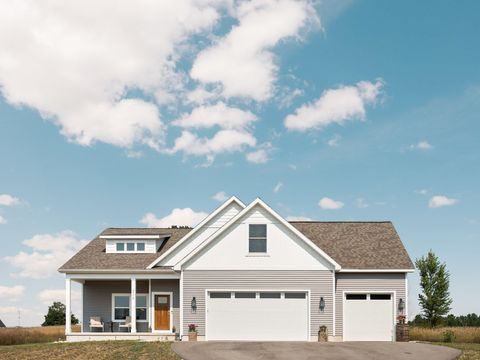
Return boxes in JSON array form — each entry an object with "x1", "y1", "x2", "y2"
[{"x1": 443, "y1": 329, "x2": 455, "y2": 343}]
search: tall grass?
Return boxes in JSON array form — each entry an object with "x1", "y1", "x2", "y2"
[
  {"x1": 0, "y1": 325, "x2": 80, "y2": 346},
  {"x1": 410, "y1": 326, "x2": 480, "y2": 343}
]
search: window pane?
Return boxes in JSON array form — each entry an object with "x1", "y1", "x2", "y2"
[
  {"x1": 116, "y1": 243, "x2": 124, "y2": 251},
  {"x1": 115, "y1": 295, "x2": 129, "y2": 308},
  {"x1": 114, "y1": 308, "x2": 129, "y2": 320},
  {"x1": 137, "y1": 242, "x2": 145, "y2": 251},
  {"x1": 235, "y1": 292, "x2": 256, "y2": 299},
  {"x1": 136, "y1": 295, "x2": 147, "y2": 307},
  {"x1": 346, "y1": 294, "x2": 367, "y2": 300},
  {"x1": 126, "y1": 243, "x2": 135, "y2": 251},
  {"x1": 285, "y1": 292, "x2": 306, "y2": 299},
  {"x1": 136, "y1": 308, "x2": 147, "y2": 320},
  {"x1": 260, "y1": 292, "x2": 281, "y2": 299},
  {"x1": 370, "y1": 294, "x2": 391, "y2": 300},
  {"x1": 249, "y1": 224, "x2": 267, "y2": 237},
  {"x1": 209, "y1": 292, "x2": 231, "y2": 298},
  {"x1": 249, "y1": 239, "x2": 267, "y2": 253}
]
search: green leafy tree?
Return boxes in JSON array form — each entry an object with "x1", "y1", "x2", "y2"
[
  {"x1": 415, "y1": 250, "x2": 452, "y2": 327},
  {"x1": 42, "y1": 302, "x2": 79, "y2": 326}
]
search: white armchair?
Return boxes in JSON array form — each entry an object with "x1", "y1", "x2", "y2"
[
  {"x1": 118, "y1": 316, "x2": 132, "y2": 332},
  {"x1": 89, "y1": 316, "x2": 104, "y2": 332}
]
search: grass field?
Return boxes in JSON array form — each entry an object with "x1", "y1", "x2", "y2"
[
  {"x1": 0, "y1": 325, "x2": 80, "y2": 346},
  {"x1": 0, "y1": 340, "x2": 180, "y2": 360},
  {"x1": 410, "y1": 326, "x2": 480, "y2": 343},
  {"x1": 438, "y1": 343, "x2": 480, "y2": 360}
]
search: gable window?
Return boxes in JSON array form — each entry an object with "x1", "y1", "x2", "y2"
[
  {"x1": 116, "y1": 242, "x2": 125, "y2": 251},
  {"x1": 114, "y1": 241, "x2": 147, "y2": 253},
  {"x1": 126, "y1": 243, "x2": 135, "y2": 251},
  {"x1": 137, "y1": 242, "x2": 145, "y2": 251},
  {"x1": 249, "y1": 224, "x2": 267, "y2": 253},
  {"x1": 112, "y1": 294, "x2": 148, "y2": 322}
]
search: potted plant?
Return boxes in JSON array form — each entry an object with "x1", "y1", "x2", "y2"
[
  {"x1": 188, "y1": 323, "x2": 197, "y2": 341},
  {"x1": 397, "y1": 315, "x2": 406, "y2": 324},
  {"x1": 318, "y1": 325, "x2": 328, "y2": 342}
]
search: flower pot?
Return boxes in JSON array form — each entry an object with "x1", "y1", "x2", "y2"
[
  {"x1": 318, "y1": 326, "x2": 328, "y2": 342},
  {"x1": 188, "y1": 331, "x2": 197, "y2": 341}
]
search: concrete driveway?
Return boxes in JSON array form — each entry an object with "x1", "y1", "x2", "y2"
[{"x1": 172, "y1": 341, "x2": 461, "y2": 360}]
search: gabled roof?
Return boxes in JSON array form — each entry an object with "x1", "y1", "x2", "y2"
[
  {"x1": 173, "y1": 198, "x2": 342, "y2": 270},
  {"x1": 58, "y1": 227, "x2": 191, "y2": 271},
  {"x1": 147, "y1": 196, "x2": 245, "y2": 269},
  {"x1": 0, "y1": 319, "x2": 5, "y2": 328}
]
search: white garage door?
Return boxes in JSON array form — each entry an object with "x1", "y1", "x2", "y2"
[
  {"x1": 206, "y1": 291, "x2": 309, "y2": 341},
  {"x1": 344, "y1": 293, "x2": 394, "y2": 341}
]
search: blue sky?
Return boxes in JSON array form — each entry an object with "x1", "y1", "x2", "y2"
[{"x1": 0, "y1": 0, "x2": 479, "y2": 326}]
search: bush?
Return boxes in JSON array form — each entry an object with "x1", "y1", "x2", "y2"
[{"x1": 443, "y1": 329, "x2": 455, "y2": 343}]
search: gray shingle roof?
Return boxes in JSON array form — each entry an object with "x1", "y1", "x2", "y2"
[{"x1": 59, "y1": 222, "x2": 413, "y2": 271}]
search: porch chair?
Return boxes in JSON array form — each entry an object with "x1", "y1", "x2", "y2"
[
  {"x1": 89, "y1": 316, "x2": 104, "y2": 332},
  {"x1": 118, "y1": 316, "x2": 132, "y2": 332}
]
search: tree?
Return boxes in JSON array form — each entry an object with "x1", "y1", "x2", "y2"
[
  {"x1": 415, "y1": 250, "x2": 452, "y2": 327},
  {"x1": 42, "y1": 302, "x2": 79, "y2": 326}
]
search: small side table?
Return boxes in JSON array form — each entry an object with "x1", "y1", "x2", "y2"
[{"x1": 105, "y1": 321, "x2": 115, "y2": 332}]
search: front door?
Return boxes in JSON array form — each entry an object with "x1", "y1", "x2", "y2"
[{"x1": 154, "y1": 294, "x2": 171, "y2": 331}]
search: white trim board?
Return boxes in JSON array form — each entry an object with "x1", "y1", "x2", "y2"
[
  {"x1": 100, "y1": 235, "x2": 165, "y2": 239},
  {"x1": 339, "y1": 269, "x2": 414, "y2": 273},
  {"x1": 175, "y1": 198, "x2": 341, "y2": 271}
]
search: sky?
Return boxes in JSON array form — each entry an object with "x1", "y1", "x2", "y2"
[{"x1": 0, "y1": 0, "x2": 479, "y2": 326}]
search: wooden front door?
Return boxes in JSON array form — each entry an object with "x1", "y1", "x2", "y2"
[{"x1": 154, "y1": 294, "x2": 171, "y2": 331}]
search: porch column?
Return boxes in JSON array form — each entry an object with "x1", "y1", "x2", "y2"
[
  {"x1": 65, "y1": 277, "x2": 71, "y2": 334},
  {"x1": 130, "y1": 277, "x2": 137, "y2": 333}
]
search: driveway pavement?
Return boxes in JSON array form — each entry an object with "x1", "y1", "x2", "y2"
[{"x1": 172, "y1": 341, "x2": 461, "y2": 360}]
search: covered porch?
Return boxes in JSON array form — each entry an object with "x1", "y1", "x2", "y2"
[{"x1": 65, "y1": 273, "x2": 181, "y2": 341}]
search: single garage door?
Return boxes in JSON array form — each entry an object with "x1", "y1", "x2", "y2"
[
  {"x1": 344, "y1": 293, "x2": 394, "y2": 341},
  {"x1": 206, "y1": 291, "x2": 309, "y2": 341}
]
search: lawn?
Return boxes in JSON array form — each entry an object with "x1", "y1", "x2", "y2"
[
  {"x1": 438, "y1": 343, "x2": 480, "y2": 360},
  {"x1": 0, "y1": 340, "x2": 181, "y2": 360}
]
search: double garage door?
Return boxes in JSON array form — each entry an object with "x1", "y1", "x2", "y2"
[
  {"x1": 343, "y1": 293, "x2": 394, "y2": 341},
  {"x1": 206, "y1": 290, "x2": 309, "y2": 341}
]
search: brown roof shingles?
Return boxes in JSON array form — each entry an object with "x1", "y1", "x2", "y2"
[{"x1": 59, "y1": 222, "x2": 413, "y2": 271}]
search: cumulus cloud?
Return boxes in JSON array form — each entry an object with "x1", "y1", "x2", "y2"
[
  {"x1": 3, "y1": 231, "x2": 88, "y2": 278},
  {"x1": 191, "y1": 0, "x2": 318, "y2": 101},
  {"x1": 273, "y1": 182, "x2": 283, "y2": 193},
  {"x1": 318, "y1": 197, "x2": 344, "y2": 210},
  {"x1": 140, "y1": 208, "x2": 208, "y2": 228},
  {"x1": 284, "y1": 79, "x2": 384, "y2": 131},
  {"x1": 0, "y1": 0, "x2": 227, "y2": 150},
  {"x1": 410, "y1": 141, "x2": 433, "y2": 150},
  {"x1": 428, "y1": 195, "x2": 458, "y2": 208},
  {"x1": 327, "y1": 135, "x2": 340, "y2": 147},
  {"x1": 0, "y1": 215, "x2": 6, "y2": 224},
  {"x1": 246, "y1": 149, "x2": 269, "y2": 164},
  {"x1": 0, "y1": 285, "x2": 25, "y2": 301},
  {"x1": 38, "y1": 288, "x2": 80, "y2": 305},
  {"x1": 212, "y1": 191, "x2": 229, "y2": 202},
  {"x1": 0, "y1": 194, "x2": 20, "y2": 206},
  {"x1": 286, "y1": 215, "x2": 312, "y2": 221}
]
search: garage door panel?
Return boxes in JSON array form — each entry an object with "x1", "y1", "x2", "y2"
[{"x1": 207, "y1": 291, "x2": 309, "y2": 341}]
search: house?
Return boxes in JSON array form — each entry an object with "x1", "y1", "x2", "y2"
[
  {"x1": 0, "y1": 319, "x2": 5, "y2": 328},
  {"x1": 59, "y1": 197, "x2": 414, "y2": 342}
]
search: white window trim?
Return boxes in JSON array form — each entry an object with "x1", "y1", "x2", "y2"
[
  {"x1": 111, "y1": 293, "x2": 149, "y2": 323},
  {"x1": 113, "y1": 241, "x2": 148, "y2": 254},
  {"x1": 248, "y1": 224, "x2": 268, "y2": 254},
  {"x1": 151, "y1": 291, "x2": 173, "y2": 333}
]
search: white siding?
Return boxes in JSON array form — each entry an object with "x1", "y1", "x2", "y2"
[{"x1": 185, "y1": 205, "x2": 333, "y2": 270}]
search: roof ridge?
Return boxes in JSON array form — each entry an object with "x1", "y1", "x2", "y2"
[{"x1": 288, "y1": 221, "x2": 393, "y2": 223}]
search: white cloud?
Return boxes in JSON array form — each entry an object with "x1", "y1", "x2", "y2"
[
  {"x1": 173, "y1": 102, "x2": 257, "y2": 130},
  {"x1": 327, "y1": 134, "x2": 341, "y2": 147},
  {"x1": 410, "y1": 141, "x2": 433, "y2": 150},
  {"x1": 355, "y1": 198, "x2": 369, "y2": 208},
  {"x1": 273, "y1": 182, "x2": 283, "y2": 193},
  {"x1": 286, "y1": 215, "x2": 312, "y2": 221},
  {"x1": 212, "y1": 191, "x2": 229, "y2": 202},
  {"x1": 246, "y1": 149, "x2": 269, "y2": 164},
  {"x1": 428, "y1": 195, "x2": 458, "y2": 208},
  {"x1": 125, "y1": 149, "x2": 143, "y2": 159},
  {"x1": 284, "y1": 79, "x2": 384, "y2": 131},
  {"x1": 0, "y1": 0, "x2": 227, "y2": 150},
  {"x1": 140, "y1": 208, "x2": 208, "y2": 228},
  {"x1": 38, "y1": 288, "x2": 80, "y2": 306},
  {"x1": 415, "y1": 189, "x2": 428, "y2": 195},
  {"x1": 318, "y1": 197, "x2": 344, "y2": 210},
  {"x1": 3, "y1": 231, "x2": 88, "y2": 279},
  {"x1": 0, "y1": 194, "x2": 20, "y2": 206},
  {"x1": 0, "y1": 215, "x2": 6, "y2": 224},
  {"x1": 191, "y1": 0, "x2": 318, "y2": 101},
  {"x1": 0, "y1": 285, "x2": 25, "y2": 301}
]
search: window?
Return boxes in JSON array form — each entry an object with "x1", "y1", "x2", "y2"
[
  {"x1": 137, "y1": 242, "x2": 145, "y2": 251},
  {"x1": 112, "y1": 294, "x2": 148, "y2": 322},
  {"x1": 209, "y1": 292, "x2": 231, "y2": 298},
  {"x1": 370, "y1": 294, "x2": 391, "y2": 300},
  {"x1": 346, "y1": 294, "x2": 367, "y2": 300},
  {"x1": 116, "y1": 242, "x2": 125, "y2": 251},
  {"x1": 260, "y1": 292, "x2": 281, "y2": 299},
  {"x1": 285, "y1": 292, "x2": 306, "y2": 299},
  {"x1": 126, "y1": 243, "x2": 135, "y2": 251},
  {"x1": 249, "y1": 224, "x2": 267, "y2": 253},
  {"x1": 235, "y1": 292, "x2": 256, "y2": 299},
  {"x1": 114, "y1": 241, "x2": 147, "y2": 253}
]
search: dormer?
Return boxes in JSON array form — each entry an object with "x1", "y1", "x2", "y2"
[{"x1": 101, "y1": 234, "x2": 171, "y2": 254}]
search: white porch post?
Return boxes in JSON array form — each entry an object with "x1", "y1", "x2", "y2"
[
  {"x1": 148, "y1": 279, "x2": 152, "y2": 332},
  {"x1": 65, "y1": 277, "x2": 71, "y2": 334},
  {"x1": 79, "y1": 281, "x2": 84, "y2": 333},
  {"x1": 130, "y1": 277, "x2": 137, "y2": 333}
]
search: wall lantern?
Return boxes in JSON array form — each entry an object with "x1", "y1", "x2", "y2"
[
  {"x1": 319, "y1": 297, "x2": 325, "y2": 311},
  {"x1": 191, "y1": 297, "x2": 197, "y2": 312},
  {"x1": 398, "y1": 298, "x2": 405, "y2": 312}
]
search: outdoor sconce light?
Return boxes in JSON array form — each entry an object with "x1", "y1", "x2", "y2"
[
  {"x1": 191, "y1": 297, "x2": 197, "y2": 312},
  {"x1": 319, "y1": 297, "x2": 325, "y2": 311},
  {"x1": 398, "y1": 298, "x2": 405, "y2": 312}
]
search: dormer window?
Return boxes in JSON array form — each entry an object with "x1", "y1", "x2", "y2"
[
  {"x1": 249, "y1": 224, "x2": 267, "y2": 253},
  {"x1": 102, "y1": 234, "x2": 170, "y2": 254},
  {"x1": 112, "y1": 241, "x2": 148, "y2": 253},
  {"x1": 116, "y1": 243, "x2": 125, "y2": 251}
]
